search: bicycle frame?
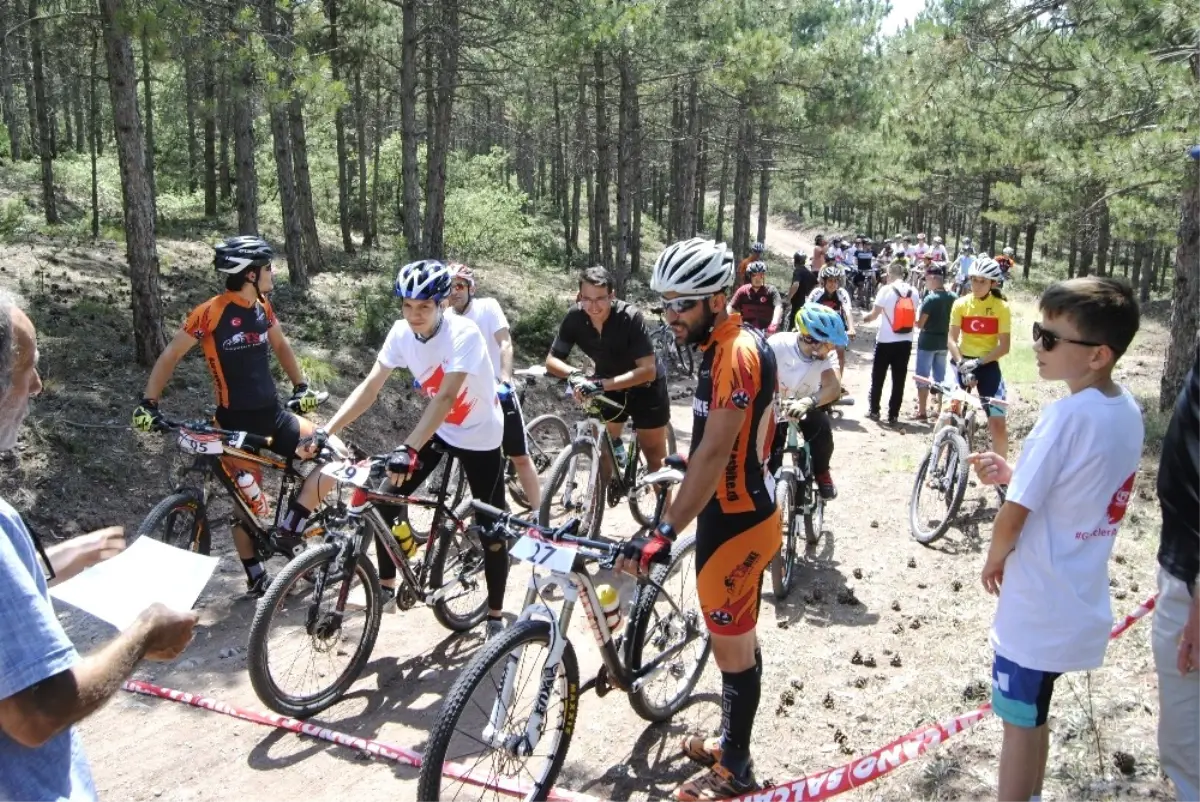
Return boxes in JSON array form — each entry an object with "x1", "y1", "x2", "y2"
[{"x1": 558, "y1": 407, "x2": 641, "y2": 508}]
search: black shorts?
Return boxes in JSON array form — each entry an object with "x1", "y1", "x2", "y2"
[
  {"x1": 500, "y1": 392, "x2": 528, "y2": 458},
  {"x1": 600, "y1": 376, "x2": 671, "y2": 430},
  {"x1": 215, "y1": 402, "x2": 302, "y2": 459}
]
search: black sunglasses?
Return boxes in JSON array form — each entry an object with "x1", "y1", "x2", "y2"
[
  {"x1": 1032, "y1": 322, "x2": 1104, "y2": 351},
  {"x1": 660, "y1": 296, "x2": 709, "y2": 314}
]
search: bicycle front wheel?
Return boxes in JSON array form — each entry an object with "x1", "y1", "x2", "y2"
[
  {"x1": 428, "y1": 499, "x2": 490, "y2": 632},
  {"x1": 909, "y1": 430, "x2": 970, "y2": 545},
  {"x1": 770, "y1": 476, "x2": 798, "y2": 599},
  {"x1": 509, "y1": 414, "x2": 571, "y2": 509},
  {"x1": 626, "y1": 534, "x2": 711, "y2": 722},
  {"x1": 418, "y1": 619, "x2": 580, "y2": 802},
  {"x1": 537, "y1": 439, "x2": 603, "y2": 537},
  {"x1": 134, "y1": 489, "x2": 211, "y2": 554},
  {"x1": 247, "y1": 539, "x2": 383, "y2": 717}
]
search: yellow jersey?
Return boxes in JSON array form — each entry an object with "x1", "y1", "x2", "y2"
[{"x1": 950, "y1": 294, "x2": 1010, "y2": 358}]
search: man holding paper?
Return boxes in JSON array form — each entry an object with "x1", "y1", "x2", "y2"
[{"x1": 0, "y1": 293, "x2": 199, "y2": 801}]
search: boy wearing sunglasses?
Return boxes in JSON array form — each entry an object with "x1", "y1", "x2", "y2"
[{"x1": 967, "y1": 277, "x2": 1142, "y2": 802}]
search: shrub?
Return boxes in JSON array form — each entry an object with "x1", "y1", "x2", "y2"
[
  {"x1": 354, "y1": 277, "x2": 397, "y2": 347},
  {"x1": 511, "y1": 294, "x2": 567, "y2": 360}
]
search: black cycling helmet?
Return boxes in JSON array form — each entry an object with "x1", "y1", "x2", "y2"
[
  {"x1": 793, "y1": 250, "x2": 807, "y2": 265},
  {"x1": 214, "y1": 235, "x2": 274, "y2": 274}
]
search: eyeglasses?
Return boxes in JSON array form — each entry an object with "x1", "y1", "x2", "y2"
[
  {"x1": 1032, "y1": 322, "x2": 1104, "y2": 351},
  {"x1": 578, "y1": 294, "x2": 612, "y2": 308},
  {"x1": 659, "y1": 296, "x2": 709, "y2": 314},
  {"x1": 799, "y1": 334, "x2": 820, "y2": 346},
  {"x1": 451, "y1": 281, "x2": 470, "y2": 291}
]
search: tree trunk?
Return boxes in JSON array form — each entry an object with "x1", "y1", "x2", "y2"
[
  {"x1": 139, "y1": 28, "x2": 155, "y2": 212},
  {"x1": 1078, "y1": 217, "x2": 1095, "y2": 278},
  {"x1": 326, "y1": 0, "x2": 354, "y2": 253},
  {"x1": 756, "y1": 144, "x2": 771, "y2": 245},
  {"x1": 232, "y1": 40, "x2": 256, "y2": 234},
  {"x1": 29, "y1": 0, "x2": 56, "y2": 223},
  {"x1": 217, "y1": 56, "x2": 230, "y2": 200},
  {"x1": 20, "y1": 18, "x2": 38, "y2": 158},
  {"x1": 98, "y1": 0, "x2": 165, "y2": 365},
  {"x1": 183, "y1": 48, "x2": 199, "y2": 194},
  {"x1": 1022, "y1": 218, "x2": 1036, "y2": 279},
  {"x1": 715, "y1": 122, "x2": 730, "y2": 241},
  {"x1": 979, "y1": 175, "x2": 992, "y2": 255},
  {"x1": 398, "y1": 0, "x2": 420, "y2": 258},
  {"x1": 421, "y1": 0, "x2": 458, "y2": 259},
  {"x1": 1141, "y1": 245, "x2": 1158, "y2": 304},
  {"x1": 0, "y1": 0, "x2": 22, "y2": 160},
  {"x1": 1131, "y1": 240, "x2": 1143, "y2": 289},
  {"x1": 354, "y1": 66, "x2": 370, "y2": 248},
  {"x1": 694, "y1": 131, "x2": 707, "y2": 235},
  {"x1": 553, "y1": 79, "x2": 570, "y2": 261},
  {"x1": 202, "y1": 51, "x2": 217, "y2": 216},
  {"x1": 613, "y1": 46, "x2": 638, "y2": 292},
  {"x1": 1067, "y1": 230, "x2": 1078, "y2": 278},
  {"x1": 368, "y1": 64, "x2": 385, "y2": 251},
  {"x1": 731, "y1": 111, "x2": 754, "y2": 258},
  {"x1": 89, "y1": 33, "x2": 98, "y2": 239},
  {"x1": 260, "y1": 0, "x2": 305, "y2": 288},
  {"x1": 629, "y1": 67, "x2": 642, "y2": 276},
  {"x1": 676, "y1": 77, "x2": 699, "y2": 241},
  {"x1": 70, "y1": 51, "x2": 83, "y2": 152},
  {"x1": 1099, "y1": 199, "x2": 1113, "y2": 277},
  {"x1": 591, "y1": 47, "x2": 612, "y2": 271},
  {"x1": 570, "y1": 62, "x2": 587, "y2": 258}
]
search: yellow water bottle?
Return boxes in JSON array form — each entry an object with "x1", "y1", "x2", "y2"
[
  {"x1": 597, "y1": 583, "x2": 623, "y2": 634},
  {"x1": 391, "y1": 520, "x2": 418, "y2": 558}
]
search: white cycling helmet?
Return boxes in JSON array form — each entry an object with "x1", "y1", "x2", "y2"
[
  {"x1": 651, "y1": 238, "x2": 733, "y2": 296},
  {"x1": 1002, "y1": 246, "x2": 1015, "y2": 256},
  {"x1": 933, "y1": 236, "x2": 943, "y2": 244},
  {"x1": 969, "y1": 256, "x2": 1004, "y2": 282},
  {"x1": 819, "y1": 265, "x2": 843, "y2": 280}
]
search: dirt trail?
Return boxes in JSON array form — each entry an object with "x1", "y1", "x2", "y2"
[{"x1": 68, "y1": 214, "x2": 1171, "y2": 802}]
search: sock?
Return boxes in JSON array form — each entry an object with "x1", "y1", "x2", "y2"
[
  {"x1": 242, "y1": 558, "x2": 264, "y2": 581},
  {"x1": 816, "y1": 471, "x2": 833, "y2": 484},
  {"x1": 279, "y1": 499, "x2": 312, "y2": 535},
  {"x1": 718, "y1": 665, "x2": 760, "y2": 779}
]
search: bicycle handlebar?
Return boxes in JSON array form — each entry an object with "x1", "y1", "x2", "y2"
[
  {"x1": 913, "y1": 375, "x2": 1009, "y2": 408},
  {"x1": 469, "y1": 499, "x2": 620, "y2": 560},
  {"x1": 159, "y1": 418, "x2": 275, "y2": 449}
]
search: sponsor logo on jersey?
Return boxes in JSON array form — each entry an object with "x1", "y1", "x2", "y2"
[
  {"x1": 230, "y1": 317, "x2": 242, "y2": 327},
  {"x1": 221, "y1": 331, "x2": 266, "y2": 349},
  {"x1": 693, "y1": 397, "x2": 710, "y2": 417},
  {"x1": 708, "y1": 609, "x2": 732, "y2": 626},
  {"x1": 1106, "y1": 472, "x2": 1136, "y2": 524},
  {"x1": 418, "y1": 364, "x2": 478, "y2": 425},
  {"x1": 731, "y1": 388, "x2": 751, "y2": 409}
]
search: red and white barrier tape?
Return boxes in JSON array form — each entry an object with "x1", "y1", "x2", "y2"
[{"x1": 121, "y1": 593, "x2": 1158, "y2": 802}]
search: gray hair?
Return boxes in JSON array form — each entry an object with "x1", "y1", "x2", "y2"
[
  {"x1": 888, "y1": 261, "x2": 908, "y2": 280},
  {"x1": 0, "y1": 290, "x2": 20, "y2": 397}
]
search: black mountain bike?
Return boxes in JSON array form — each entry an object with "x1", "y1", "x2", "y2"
[
  {"x1": 136, "y1": 394, "x2": 332, "y2": 561},
  {"x1": 538, "y1": 392, "x2": 677, "y2": 536},
  {"x1": 246, "y1": 444, "x2": 489, "y2": 717},
  {"x1": 417, "y1": 487, "x2": 708, "y2": 802},
  {"x1": 648, "y1": 306, "x2": 695, "y2": 378}
]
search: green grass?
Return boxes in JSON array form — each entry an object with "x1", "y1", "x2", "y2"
[{"x1": 1000, "y1": 291, "x2": 1042, "y2": 389}]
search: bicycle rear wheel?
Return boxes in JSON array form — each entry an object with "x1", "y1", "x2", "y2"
[
  {"x1": 626, "y1": 534, "x2": 711, "y2": 722},
  {"x1": 909, "y1": 430, "x2": 970, "y2": 545},
  {"x1": 770, "y1": 476, "x2": 798, "y2": 599},
  {"x1": 417, "y1": 619, "x2": 579, "y2": 802},
  {"x1": 428, "y1": 498, "x2": 490, "y2": 632},
  {"x1": 247, "y1": 538, "x2": 383, "y2": 717},
  {"x1": 629, "y1": 423, "x2": 679, "y2": 527},
  {"x1": 537, "y1": 439, "x2": 603, "y2": 537},
  {"x1": 508, "y1": 414, "x2": 571, "y2": 509},
  {"x1": 134, "y1": 489, "x2": 211, "y2": 554}
]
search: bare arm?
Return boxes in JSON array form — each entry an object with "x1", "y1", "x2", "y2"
[
  {"x1": 404, "y1": 371, "x2": 467, "y2": 450},
  {"x1": 862, "y1": 304, "x2": 883, "y2": 324},
  {"x1": 0, "y1": 605, "x2": 196, "y2": 748},
  {"x1": 142, "y1": 330, "x2": 197, "y2": 401},
  {"x1": 495, "y1": 328, "x2": 514, "y2": 384},
  {"x1": 545, "y1": 353, "x2": 578, "y2": 379},
  {"x1": 324, "y1": 361, "x2": 393, "y2": 435},
  {"x1": 44, "y1": 527, "x2": 124, "y2": 586},
  {"x1": 981, "y1": 501, "x2": 1030, "y2": 595},
  {"x1": 787, "y1": 281, "x2": 799, "y2": 298},
  {"x1": 947, "y1": 324, "x2": 963, "y2": 362},
  {"x1": 815, "y1": 367, "x2": 841, "y2": 406},
  {"x1": 602, "y1": 354, "x2": 657, "y2": 392},
  {"x1": 662, "y1": 407, "x2": 743, "y2": 532},
  {"x1": 770, "y1": 298, "x2": 783, "y2": 328},
  {"x1": 267, "y1": 324, "x2": 305, "y2": 387},
  {"x1": 916, "y1": 312, "x2": 929, "y2": 330}
]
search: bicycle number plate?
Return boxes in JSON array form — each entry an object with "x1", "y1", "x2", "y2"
[
  {"x1": 510, "y1": 533, "x2": 577, "y2": 573},
  {"x1": 320, "y1": 459, "x2": 373, "y2": 487},
  {"x1": 177, "y1": 430, "x2": 224, "y2": 455}
]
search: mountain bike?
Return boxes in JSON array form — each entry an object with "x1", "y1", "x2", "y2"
[
  {"x1": 537, "y1": 391, "x2": 678, "y2": 536},
  {"x1": 135, "y1": 394, "x2": 333, "y2": 560},
  {"x1": 417, "y1": 489, "x2": 709, "y2": 802},
  {"x1": 246, "y1": 444, "x2": 490, "y2": 717},
  {"x1": 648, "y1": 306, "x2": 695, "y2": 378},
  {"x1": 908, "y1": 372, "x2": 1008, "y2": 545},
  {"x1": 769, "y1": 398, "x2": 853, "y2": 599},
  {"x1": 853, "y1": 266, "x2": 878, "y2": 310}
]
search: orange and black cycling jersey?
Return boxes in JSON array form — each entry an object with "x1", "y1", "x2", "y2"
[
  {"x1": 183, "y1": 292, "x2": 278, "y2": 411},
  {"x1": 691, "y1": 313, "x2": 778, "y2": 525}
]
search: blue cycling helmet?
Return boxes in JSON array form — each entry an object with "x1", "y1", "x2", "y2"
[
  {"x1": 794, "y1": 303, "x2": 849, "y2": 347},
  {"x1": 395, "y1": 259, "x2": 452, "y2": 300}
]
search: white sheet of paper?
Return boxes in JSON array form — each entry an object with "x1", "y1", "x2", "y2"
[{"x1": 49, "y1": 536, "x2": 219, "y2": 630}]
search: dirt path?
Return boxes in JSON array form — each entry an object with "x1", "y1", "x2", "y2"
[{"x1": 69, "y1": 218, "x2": 1171, "y2": 802}]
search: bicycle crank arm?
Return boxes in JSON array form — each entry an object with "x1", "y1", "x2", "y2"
[{"x1": 425, "y1": 575, "x2": 480, "y2": 605}]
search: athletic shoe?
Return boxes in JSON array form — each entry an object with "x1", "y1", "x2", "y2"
[
  {"x1": 379, "y1": 585, "x2": 398, "y2": 612},
  {"x1": 866, "y1": 411, "x2": 880, "y2": 421},
  {"x1": 681, "y1": 734, "x2": 722, "y2": 767},
  {"x1": 816, "y1": 472, "x2": 838, "y2": 500},
  {"x1": 486, "y1": 617, "x2": 506, "y2": 640},
  {"x1": 674, "y1": 762, "x2": 759, "y2": 801},
  {"x1": 246, "y1": 571, "x2": 272, "y2": 598}
]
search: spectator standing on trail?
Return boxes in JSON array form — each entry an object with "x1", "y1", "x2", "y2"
[
  {"x1": 862, "y1": 261, "x2": 917, "y2": 425},
  {"x1": 811, "y1": 235, "x2": 827, "y2": 272},
  {"x1": 785, "y1": 252, "x2": 817, "y2": 331},
  {"x1": 730, "y1": 262, "x2": 783, "y2": 334},
  {"x1": 736, "y1": 242, "x2": 765, "y2": 287},
  {"x1": 912, "y1": 264, "x2": 957, "y2": 421},
  {"x1": 1152, "y1": 347, "x2": 1199, "y2": 801},
  {"x1": 955, "y1": 244, "x2": 976, "y2": 295},
  {"x1": 967, "y1": 277, "x2": 1142, "y2": 802},
  {"x1": 0, "y1": 293, "x2": 198, "y2": 801}
]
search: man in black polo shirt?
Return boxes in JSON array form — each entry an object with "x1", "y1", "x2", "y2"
[
  {"x1": 545, "y1": 266, "x2": 670, "y2": 479},
  {"x1": 785, "y1": 251, "x2": 817, "y2": 331},
  {"x1": 1154, "y1": 347, "x2": 1198, "y2": 801}
]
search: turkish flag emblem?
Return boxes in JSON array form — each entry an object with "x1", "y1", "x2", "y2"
[
  {"x1": 418, "y1": 364, "x2": 478, "y2": 426},
  {"x1": 963, "y1": 316, "x2": 999, "y2": 334},
  {"x1": 1106, "y1": 473, "x2": 1136, "y2": 524}
]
